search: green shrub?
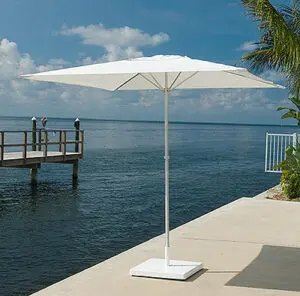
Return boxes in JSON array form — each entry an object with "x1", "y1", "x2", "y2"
[{"x1": 274, "y1": 144, "x2": 300, "y2": 199}]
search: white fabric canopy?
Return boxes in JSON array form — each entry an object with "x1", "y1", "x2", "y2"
[
  {"x1": 21, "y1": 55, "x2": 284, "y2": 280},
  {"x1": 21, "y1": 55, "x2": 283, "y2": 90}
]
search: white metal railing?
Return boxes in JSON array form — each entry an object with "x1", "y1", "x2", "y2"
[{"x1": 265, "y1": 132, "x2": 297, "y2": 173}]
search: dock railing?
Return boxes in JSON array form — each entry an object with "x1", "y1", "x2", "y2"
[
  {"x1": 265, "y1": 132, "x2": 297, "y2": 173},
  {"x1": 0, "y1": 129, "x2": 84, "y2": 163}
]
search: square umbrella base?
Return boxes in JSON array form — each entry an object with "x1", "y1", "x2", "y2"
[{"x1": 130, "y1": 258, "x2": 203, "y2": 280}]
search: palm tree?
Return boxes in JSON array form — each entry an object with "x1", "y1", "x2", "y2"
[
  {"x1": 277, "y1": 96, "x2": 300, "y2": 126},
  {"x1": 241, "y1": 0, "x2": 300, "y2": 97}
]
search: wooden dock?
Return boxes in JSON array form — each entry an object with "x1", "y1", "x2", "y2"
[
  {"x1": 0, "y1": 151, "x2": 81, "y2": 166},
  {"x1": 0, "y1": 124, "x2": 84, "y2": 184}
]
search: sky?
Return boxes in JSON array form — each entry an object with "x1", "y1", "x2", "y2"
[{"x1": 0, "y1": 0, "x2": 293, "y2": 124}]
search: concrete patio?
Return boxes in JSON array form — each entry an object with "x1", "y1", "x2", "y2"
[{"x1": 31, "y1": 197, "x2": 300, "y2": 296}]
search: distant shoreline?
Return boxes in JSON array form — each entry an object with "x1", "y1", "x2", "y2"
[{"x1": 0, "y1": 115, "x2": 296, "y2": 128}]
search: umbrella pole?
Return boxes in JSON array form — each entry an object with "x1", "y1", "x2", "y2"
[
  {"x1": 164, "y1": 73, "x2": 170, "y2": 267},
  {"x1": 131, "y1": 72, "x2": 202, "y2": 280}
]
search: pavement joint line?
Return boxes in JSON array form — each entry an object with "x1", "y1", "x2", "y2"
[{"x1": 181, "y1": 237, "x2": 300, "y2": 248}]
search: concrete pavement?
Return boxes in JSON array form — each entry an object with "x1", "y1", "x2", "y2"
[{"x1": 30, "y1": 197, "x2": 300, "y2": 296}]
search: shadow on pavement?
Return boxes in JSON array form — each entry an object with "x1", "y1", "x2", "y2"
[{"x1": 226, "y1": 245, "x2": 300, "y2": 292}]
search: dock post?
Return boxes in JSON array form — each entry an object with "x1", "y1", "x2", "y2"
[
  {"x1": 73, "y1": 160, "x2": 79, "y2": 181},
  {"x1": 32, "y1": 117, "x2": 37, "y2": 151},
  {"x1": 31, "y1": 165, "x2": 38, "y2": 185},
  {"x1": 74, "y1": 118, "x2": 80, "y2": 153},
  {"x1": 73, "y1": 118, "x2": 80, "y2": 182},
  {"x1": 31, "y1": 117, "x2": 38, "y2": 185}
]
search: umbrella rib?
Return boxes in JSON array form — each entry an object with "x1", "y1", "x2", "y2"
[
  {"x1": 223, "y1": 70, "x2": 282, "y2": 88},
  {"x1": 150, "y1": 74, "x2": 164, "y2": 90},
  {"x1": 140, "y1": 73, "x2": 164, "y2": 91},
  {"x1": 171, "y1": 71, "x2": 199, "y2": 90},
  {"x1": 169, "y1": 72, "x2": 182, "y2": 90},
  {"x1": 114, "y1": 73, "x2": 140, "y2": 91}
]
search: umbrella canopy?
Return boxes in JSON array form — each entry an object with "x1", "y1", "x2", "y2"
[
  {"x1": 21, "y1": 55, "x2": 284, "y2": 280},
  {"x1": 21, "y1": 55, "x2": 283, "y2": 90}
]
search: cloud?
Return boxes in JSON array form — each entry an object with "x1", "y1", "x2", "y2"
[
  {"x1": 60, "y1": 23, "x2": 170, "y2": 61},
  {"x1": 0, "y1": 37, "x2": 285, "y2": 123},
  {"x1": 170, "y1": 88, "x2": 274, "y2": 112},
  {"x1": 60, "y1": 23, "x2": 169, "y2": 47},
  {"x1": 260, "y1": 70, "x2": 284, "y2": 83},
  {"x1": 237, "y1": 41, "x2": 257, "y2": 51},
  {"x1": 0, "y1": 38, "x2": 117, "y2": 117},
  {"x1": 0, "y1": 24, "x2": 168, "y2": 117},
  {"x1": 0, "y1": 38, "x2": 36, "y2": 80}
]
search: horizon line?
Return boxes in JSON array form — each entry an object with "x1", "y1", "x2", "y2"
[{"x1": 0, "y1": 115, "x2": 296, "y2": 128}]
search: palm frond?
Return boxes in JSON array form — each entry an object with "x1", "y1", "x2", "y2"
[
  {"x1": 242, "y1": 0, "x2": 300, "y2": 71},
  {"x1": 280, "y1": 1, "x2": 300, "y2": 35},
  {"x1": 277, "y1": 106, "x2": 295, "y2": 112},
  {"x1": 243, "y1": 47, "x2": 285, "y2": 73},
  {"x1": 280, "y1": 109, "x2": 300, "y2": 121},
  {"x1": 241, "y1": 0, "x2": 300, "y2": 95},
  {"x1": 289, "y1": 96, "x2": 300, "y2": 110},
  {"x1": 281, "y1": 112, "x2": 297, "y2": 120},
  {"x1": 285, "y1": 64, "x2": 300, "y2": 98}
]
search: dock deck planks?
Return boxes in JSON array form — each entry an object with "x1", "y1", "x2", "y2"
[{"x1": 0, "y1": 151, "x2": 82, "y2": 167}]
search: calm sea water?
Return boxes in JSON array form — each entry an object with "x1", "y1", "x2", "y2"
[{"x1": 0, "y1": 117, "x2": 293, "y2": 296}]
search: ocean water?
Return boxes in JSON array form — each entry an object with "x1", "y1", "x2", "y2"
[{"x1": 0, "y1": 117, "x2": 293, "y2": 296}]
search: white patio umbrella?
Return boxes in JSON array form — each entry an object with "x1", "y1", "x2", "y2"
[{"x1": 21, "y1": 55, "x2": 283, "y2": 280}]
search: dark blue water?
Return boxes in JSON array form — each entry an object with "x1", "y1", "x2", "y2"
[{"x1": 0, "y1": 117, "x2": 292, "y2": 296}]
